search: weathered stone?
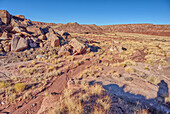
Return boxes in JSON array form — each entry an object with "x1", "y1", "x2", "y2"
[
  {"x1": 62, "y1": 32, "x2": 70, "y2": 39},
  {"x1": 1, "y1": 32, "x2": 9, "y2": 37},
  {"x1": 14, "y1": 15, "x2": 25, "y2": 19},
  {"x1": 21, "y1": 19, "x2": 32, "y2": 26},
  {"x1": 4, "y1": 25, "x2": 13, "y2": 32},
  {"x1": 0, "y1": 18, "x2": 2, "y2": 25},
  {"x1": 57, "y1": 31, "x2": 71, "y2": 41},
  {"x1": 28, "y1": 38, "x2": 34, "y2": 43},
  {"x1": 124, "y1": 77, "x2": 133, "y2": 81},
  {"x1": 39, "y1": 42, "x2": 44, "y2": 47},
  {"x1": 36, "y1": 55, "x2": 46, "y2": 59},
  {"x1": 109, "y1": 41, "x2": 125, "y2": 53},
  {"x1": 47, "y1": 33, "x2": 60, "y2": 47},
  {"x1": 58, "y1": 44, "x2": 71, "y2": 56},
  {"x1": 0, "y1": 44, "x2": 3, "y2": 51},
  {"x1": 45, "y1": 33, "x2": 50, "y2": 39},
  {"x1": 26, "y1": 26, "x2": 44, "y2": 36},
  {"x1": 0, "y1": 10, "x2": 11, "y2": 24},
  {"x1": 51, "y1": 37, "x2": 60, "y2": 47},
  {"x1": 48, "y1": 28, "x2": 55, "y2": 34},
  {"x1": 11, "y1": 16, "x2": 32, "y2": 27},
  {"x1": 3, "y1": 43, "x2": 11, "y2": 52},
  {"x1": 29, "y1": 42, "x2": 37, "y2": 48},
  {"x1": 0, "y1": 40, "x2": 8, "y2": 45},
  {"x1": 20, "y1": 32, "x2": 31, "y2": 37},
  {"x1": 10, "y1": 18, "x2": 20, "y2": 27},
  {"x1": 15, "y1": 38, "x2": 28, "y2": 52},
  {"x1": 57, "y1": 30, "x2": 65, "y2": 36},
  {"x1": 12, "y1": 26, "x2": 26, "y2": 33},
  {"x1": 38, "y1": 35, "x2": 46, "y2": 40},
  {"x1": 0, "y1": 32, "x2": 10, "y2": 40},
  {"x1": 11, "y1": 35, "x2": 20, "y2": 51},
  {"x1": 69, "y1": 38, "x2": 88, "y2": 54},
  {"x1": 31, "y1": 37, "x2": 42, "y2": 43}
]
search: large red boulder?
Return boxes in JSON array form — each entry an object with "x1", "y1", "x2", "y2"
[
  {"x1": 26, "y1": 26, "x2": 44, "y2": 36},
  {"x1": 47, "y1": 33, "x2": 60, "y2": 47},
  {"x1": 12, "y1": 26, "x2": 26, "y2": 33},
  {"x1": 11, "y1": 15, "x2": 32, "y2": 27},
  {"x1": 11, "y1": 34, "x2": 28, "y2": 51},
  {"x1": 69, "y1": 38, "x2": 88, "y2": 54},
  {"x1": 15, "y1": 38, "x2": 28, "y2": 52},
  {"x1": 58, "y1": 44, "x2": 71, "y2": 56},
  {"x1": 14, "y1": 15, "x2": 25, "y2": 19},
  {"x1": 0, "y1": 10, "x2": 11, "y2": 25},
  {"x1": 11, "y1": 35, "x2": 20, "y2": 51}
]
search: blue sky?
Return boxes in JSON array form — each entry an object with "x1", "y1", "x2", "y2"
[{"x1": 0, "y1": 0, "x2": 170, "y2": 25}]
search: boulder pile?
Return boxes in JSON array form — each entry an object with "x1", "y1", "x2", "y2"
[
  {"x1": 58, "y1": 37, "x2": 88, "y2": 56},
  {"x1": 0, "y1": 10, "x2": 64, "y2": 52},
  {"x1": 0, "y1": 10, "x2": 90, "y2": 56}
]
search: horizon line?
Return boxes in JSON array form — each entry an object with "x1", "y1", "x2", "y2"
[{"x1": 31, "y1": 20, "x2": 170, "y2": 26}]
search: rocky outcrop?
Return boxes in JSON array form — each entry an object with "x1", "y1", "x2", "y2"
[
  {"x1": 47, "y1": 33, "x2": 60, "y2": 47},
  {"x1": 14, "y1": 15, "x2": 25, "y2": 19},
  {"x1": 0, "y1": 43, "x2": 3, "y2": 51},
  {"x1": 3, "y1": 43, "x2": 11, "y2": 52},
  {"x1": 26, "y1": 26, "x2": 44, "y2": 36},
  {"x1": 11, "y1": 15, "x2": 32, "y2": 27},
  {"x1": 38, "y1": 35, "x2": 46, "y2": 40},
  {"x1": 0, "y1": 32, "x2": 10, "y2": 40},
  {"x1": 69, "y1": 38, "x2": 88, "y2": 55},
  {"x1": 0, "y1": 18, "x2": 2, "y2": 25},
  {"x1": 28, "y1": 38, "x2": 37, "y2": 48},
  {"x1": 58, "y1": 44, "x2": 71, "y2": 56},
  {"x1": 58, "y1": 37, "x2": 88, "y2": 55},
  {"x1": 0, "y1": 10, "x2": 11, "y2": 25},
  {"x1": 109, "y1": 41, "x2": 127, "y2": 53},
  {"x1": 15, "y1": 38, "x2": 28, "y2": 51},
  {"x1": 12, "y1": 26, "x2": 26, "y2": 33},
  {"x1": 11, "y1": 35, "x2": 20, "y2": 51},
  {"x1": 11, "y1": 35, "x2": 28, "y2": 51}
]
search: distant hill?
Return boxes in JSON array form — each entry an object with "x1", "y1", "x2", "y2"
[{"x1": 32, "y1": 21, "x2": 170, "y2": 36}]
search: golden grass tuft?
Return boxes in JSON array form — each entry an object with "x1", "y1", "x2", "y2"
[
  {"x1": 14, "y1": 83, "x2": 26, "y2": 92},
  {"x1": 147, "y1": 76, "x2": 160, "y2": 85},
  {"x1": 113, "y1": 72, "x2": 121, "y2": 78},
  {"x1": 125, "y1": 67, "x2": 135, "y2": 74},
  {"x1": 0, "y1": 81, "x2": 10, "y2": 88},
  {"x1": 97, "y1": 95, "x2": 111, "y2": 110},
  {"x1": 90, "y1": 84, "x2": 104, "y2": 96},
  {"x1": 48, "y1": 83, "x2": 111, "y2": 114}
]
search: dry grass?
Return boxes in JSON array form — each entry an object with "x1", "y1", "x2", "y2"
[
  {"x1": 113, "y1": 72, "x2": 121, "y2": 78},
  {"x1": 14, "y1": 83, "x2": 26, "y2": 92},
  {"x1": 111, "y1": 59, "x2": 136, "y2": 67},
  {"x1": 125, "y1": 67, "x2": 135, "y2": 74},
  {"x1": 147, "y1": 76, "x2": 160, "y2": 85},
  {"x1": 49, "y1": 84, "x2": 111, "y2": 114},
  {"x1": 90, "y1": 84, "x2": 104, "y2": 96},
  {"x1": 96, "y1": 95, "x2": 111, "y2": 110},
  {"x1": 165, "y1": 93, "x2": 170, "y2": 103},
  {"x1": 134, "y1": 109, "x2": 148, "y2": 114},
  {"x1": 47, "y1": 65, "x2": 57, "y2": 72},
  {"x1": 0, "y1": 81, "x2": 10, "y2": 88}
]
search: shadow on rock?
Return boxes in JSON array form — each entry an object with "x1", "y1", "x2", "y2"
[
  {"x1": 88, "y1": 45, "x2": 101, "y2": 52},
  {"x1": 157, "y1": 80, "x2": 169, "y2": 103},
  {"x1": 90, "y1": 80, "x2": 170, "y2": 113}
]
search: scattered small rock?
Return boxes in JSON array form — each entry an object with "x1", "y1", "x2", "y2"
[{"x1": 124, "y1": 77, "x2": 133, "y2": 81}]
